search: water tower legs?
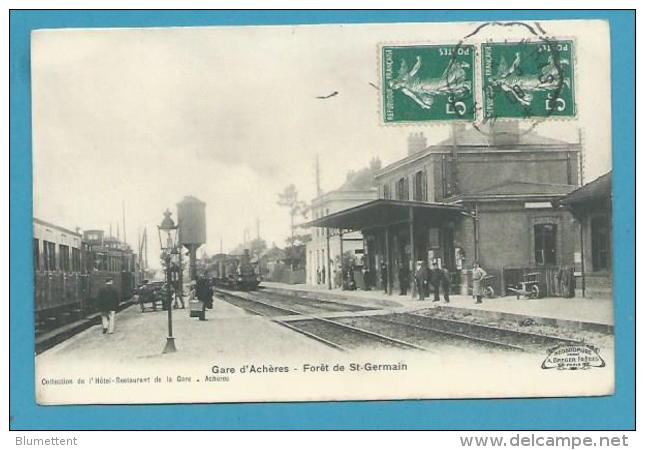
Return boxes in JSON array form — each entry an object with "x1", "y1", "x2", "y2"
[{"x1": 185, "y1": 244, "x2": 201, "y2": 280}]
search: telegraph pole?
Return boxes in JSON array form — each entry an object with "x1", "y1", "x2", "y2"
[
  {"x1": 315, "y1": 154, "x2": 322, "y2": 196},
  {"x1": 122, "y1": 200, "x2": 127, "y2": 244}
]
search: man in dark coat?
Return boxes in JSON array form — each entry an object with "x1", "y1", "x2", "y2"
[
  {"x1": 196, "y1": 275, "x2": 213, "y2": 321},
  {"x1": 440, "y1": 267, "x2": 451, "y2": 303},
  {"x1": 398, "y1": 261, "x2": 410, "y2": 296},
  {"x1": 96, "y1": 278, "x2": 119, "y2": 334},
  {"x1": 415, "y1": 261, "x2": 429, "y2": 301},
  {"x1": 380, "y1": 262, "x2": 388, "y2": 293},
  {"x1": 429, "y1": 263, "x2": 443, "y2": 302}
]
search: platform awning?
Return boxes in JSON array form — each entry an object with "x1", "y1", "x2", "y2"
[
  {"x1": 559, "y1": 172, "x2": 612, "y2": 206},
  {"x1": 301, "y1": 199, "x2": 467, "y2": 231}
]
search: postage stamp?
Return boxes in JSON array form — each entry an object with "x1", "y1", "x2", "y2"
[
  {"x1": 481, "y1": 40, "x2": 576, "y2": 119},
  {"x1": 382, "y1": 44, "x2": 475, "y2": 123}
]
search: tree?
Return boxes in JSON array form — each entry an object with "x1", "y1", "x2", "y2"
[
  {"x1": 231, "y1": 238, "x2": 267, "y2": 259},
  {"x1": 284, "y1": 244, "x2": 307, "y2": 271},
  {"x1": 285, "y1": 233, "x2": 311, "y2": 247},
  {"x1": 277, "y1": 184, "x2": 309, "y2": 252}
]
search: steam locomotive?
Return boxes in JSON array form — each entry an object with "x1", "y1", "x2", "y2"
[{"x1": 206, "y1": 250, "x2": 261, "y2": 291}]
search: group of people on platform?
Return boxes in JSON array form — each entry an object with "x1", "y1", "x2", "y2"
[
  {"x1": 377, "y1": 260, "x2": 488, "y2": 304},
  {"x1": 188, "y1": 275, "x2": 214, "y2": 321},
  {"x1": 378, "y1": 260, "x2": 451, "y2": 302},
  {"x1": 95, "y1": 272, "x2": 217, "y2": 336}
]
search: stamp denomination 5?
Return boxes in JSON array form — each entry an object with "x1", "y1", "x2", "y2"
[
  {"x1": 381, "y1": 44, "x2": 475, "y2": 123},
  {"x1": 482, "y1": 40, "x2": 576, "y2": 120}
]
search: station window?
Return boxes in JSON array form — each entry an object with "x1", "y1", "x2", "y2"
[
  {"x1": 43, "y1": 240, "x2": 56, "y2": 271},
  {"x1": 591, "y1": 216, "x2": 610, "y2": 271},
  {"x1": 534, "y1": 223, "x2": 557, "y2": 265},
  {"x1": 33, "y1": 239, "x2": 40, "y2": 270},
  {"x1": 396, "y1": 177, "x2": 409, "y2": 200},
  {"x1": 383, "y1": 184, "x2": 391, "y2": 199},
  {"x1": 414, "y1": 170, "x2": 427, "y2": 201}
]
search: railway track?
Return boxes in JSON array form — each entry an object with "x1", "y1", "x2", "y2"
[
  {"x1": 389, "y1": 312, "x2": 583, "y2": 350},
  {"x1": 215, "y1": 288, "x2": 584, "y2": 353},
  {"x1": 259, "y1": 290, "x2": 377, "y2": 314},
  {"x1": 214, "y1": 288, "x2": 428, "y2": 352}
]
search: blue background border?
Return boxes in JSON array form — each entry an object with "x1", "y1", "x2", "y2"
[{"x1": 10, "y1": 10, "x2": 635, "y2": 430}]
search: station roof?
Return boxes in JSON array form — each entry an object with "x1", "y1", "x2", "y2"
[
  {"x1": 301, "y1": 199, "x2": 466, "y2": 231},
  {"x1": 33, "y1": 218, "x2": 82, "y2": 237}
]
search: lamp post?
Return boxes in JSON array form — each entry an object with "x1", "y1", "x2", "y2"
[{"x1": 158, "y1": 209, "x2": 179, "y2": 354}]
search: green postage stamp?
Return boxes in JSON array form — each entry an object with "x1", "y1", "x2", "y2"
[
  {"x1": 482, "y1": 40, "x2": 576, "y2": 119},
  {"x1": 382, "y1": 44, "x2": 475, "y2": 123}
]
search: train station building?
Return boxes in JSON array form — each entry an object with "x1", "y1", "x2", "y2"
[{"x1": 307, "y1": 124, "x2": 588, "y2": 298}]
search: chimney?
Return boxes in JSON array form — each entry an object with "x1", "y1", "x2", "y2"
[
  {"x1": 489, "y1": 122, "x2": 520, "y2": 146},
  {"x1": 450, "y1": 123, "x2": 466, "y2": 144},
  {"x1": 407, "y1": 132, "x2": 428, "y2": 155}
]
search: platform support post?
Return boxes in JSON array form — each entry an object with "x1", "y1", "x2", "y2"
[
  {"x1": 326, "y1": 228, "x2": 332, "y2": 290},
  {"x1": 339, "y1": 229, "x2": 344, "y2": 289},
  {"x1": 385, "y1": 227, "x2": 392, "y2": 295},
  {"x1": 409, "y1": 207, "x2": 416, "y2": 300}
]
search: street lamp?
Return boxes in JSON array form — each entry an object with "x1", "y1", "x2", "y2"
[{"x1": 158, "y1": 209, "x2": 179, "y2": 354}]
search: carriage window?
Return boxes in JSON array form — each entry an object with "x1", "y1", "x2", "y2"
[
  {"x1": 72, "y1": 248, "x2": 81, "y2": 272},
  {"x1": 43, "y1": 241, "x2": 56, "y2": 271},
  {"x1": 534, "y1": 223, "x2": 557, "y2": 265},
  {"x1": 59, "y1": 245, "x2": 70, "y2": 272},
  {"x1": 97, "y1": 254, "x2": 108, "y2": 271},
  {"x1": 414, "y1": 170, "x2": 427, "y2": 201},
  {"x1": 33, "y1": 239, "x2": 40, "y2": 270}
]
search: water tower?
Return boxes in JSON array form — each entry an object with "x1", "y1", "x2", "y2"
[{"x1": 177, "y1": 196, "x2": 206, "y2": 280}]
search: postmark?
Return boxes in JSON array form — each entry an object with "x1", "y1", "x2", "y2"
[
  {"x1": 482, "y1": 39, "x2": 576, "y2": 119},
  {"x1": 381, "y1": 44, "x2": 475, "y2": 123},
  {"x1": 541, "y1": 343, "x2": 605, "y2": 370}
]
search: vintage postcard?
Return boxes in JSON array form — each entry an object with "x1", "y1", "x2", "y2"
[{"x1": 32, "y1": 19, "x2": 614, "y2": 405}]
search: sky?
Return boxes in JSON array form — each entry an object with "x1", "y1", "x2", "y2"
[{"x1": 31, "y1": 20, "x2": 612, "y2": 269}]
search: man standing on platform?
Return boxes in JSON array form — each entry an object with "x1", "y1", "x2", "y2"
[
  {"x1": 196, "y1": 274, "x2": 213, "y2": 320},
  {"x1": 440, "y1": 266, "x2": 451, "y2": 303},
  {"x1": 380, "y1": 262, "x2": 388, "y2": 293},
  {"x1": 96, "y1": 278, "x2": 119, "y2": 334},
  {"x1": 398, "y1": 260, "x2": 410, "y2": 296},
  {"x1": 430, "y1": 262, "x2": 443, "y2": 302},
  {"x1": 415, "y1": 261, "x2": 428, "y2": 301},
  {"x1": 472, "y1": 262, "x2": 488, "y2": 304}
]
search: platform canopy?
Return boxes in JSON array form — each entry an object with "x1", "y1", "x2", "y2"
[
  {"x1": 301, "y1": 199, "x2": 467, "y2": 231},
  {"x1": 559, "y1": 172, "x2": 612, "y2": 206}
]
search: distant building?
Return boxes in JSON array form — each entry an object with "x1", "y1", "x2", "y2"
[{"x1": 306, "y1": 158, "x2": 380, "y2": 288}]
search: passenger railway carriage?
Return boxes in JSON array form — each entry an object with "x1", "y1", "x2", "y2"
[{"x1": 33, "y1": 219, "x2": 139, "y2": 333}]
